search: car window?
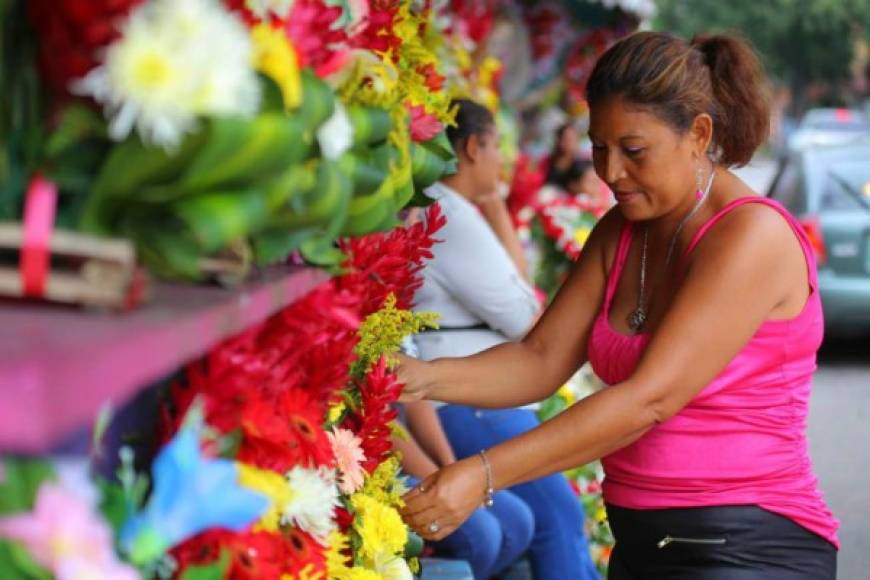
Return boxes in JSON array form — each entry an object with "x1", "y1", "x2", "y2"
[
  {"x1": 820, "y1": 160, "x2": 870, "y2": 211},
  {"x1": 769, "y1": 160, "x2": 806, "y2": 214}
]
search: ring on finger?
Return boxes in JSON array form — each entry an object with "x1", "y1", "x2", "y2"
[{"x1": 428, "y1": 521, "x2": 441, "y2": 534}]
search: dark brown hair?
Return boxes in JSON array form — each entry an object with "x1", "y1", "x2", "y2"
[
  {"x1": 446, "y1": 99, "x2": 495, "y2": 155},
  {"x1": 586, "y1": 31, "x2": 769, "y2": 167}
]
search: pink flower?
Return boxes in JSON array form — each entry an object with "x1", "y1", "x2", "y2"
[
  {"x1": 407, "y1": 104, "x2": 444, "y2": 142},
  {"x1": 0, "y1": 482, "x2": 139, "y2": 580},
  {"x1": 327, "y1": 427, "x2": 366, "y2": 495}
]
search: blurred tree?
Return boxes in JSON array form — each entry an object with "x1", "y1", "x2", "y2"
[{"x1": 654, "y1": 0, "x2": 869, "y2": 104}]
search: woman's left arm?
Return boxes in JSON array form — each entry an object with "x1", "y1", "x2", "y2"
[{"x1": 402, "y1": 205, "x2": 805, "y2": 538}]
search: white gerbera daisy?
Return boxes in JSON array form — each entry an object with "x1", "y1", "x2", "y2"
[
  {"x1": 74, "y1": 0, "x2": 260, "y2": 150},
  {"x1": 282, "y1": 466, "x2": 340, "y2": 544}
]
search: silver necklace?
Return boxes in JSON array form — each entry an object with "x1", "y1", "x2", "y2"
[{"x1": 627, "y1": 169, "x2": 716, "y2": 333}]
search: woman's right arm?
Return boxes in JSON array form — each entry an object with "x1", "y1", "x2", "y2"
[{"x1": 398, "y1": 208, "x2": 619, "y2": 408}]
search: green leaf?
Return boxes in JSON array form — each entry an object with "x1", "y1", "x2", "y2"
[
  {"x1": 44, "y1": 104, "x2": 107, "y2": 159},
  {"x1": 252, "y1": 227, "x2": 313, "y2": 265},
  {"x1": 172, "y1": 188, "x2": 271, "y2": 253},
  {"x1": 97, "y1": 478, "x2": 129, "y2": 537},
  {"x1": 179, "y1": 114, "x2": 313, "y2": 193},
  {"x1": 133, "y1": 228, "x2": 203, "y2": 280},
  {"x1": 422, "y1": 130, "x2": 455, "y2": 161},
  {"x1": 275, "y1": 159, "x2": 352, "y2": 231},
  {"x1": 537, "y1": 394, "x2": 568, "y2": 422},
  {"x1": 404, "y1": 532, "x2": 425, "y2": 559},
  {"x1": 0, "y1": 458, "x2": 56, "y2": 515},
  {"x1": 347, "y1": 105, "x2": 392, "y2": 148},
  {"x1": 296, "y1": 69, "x2": 336, "y2": 130},
  {"x1": 179, "y1": 549, "x2": 231, "y2": 580},
  {"x1": 410, "y1": 142, "x2": 450, "y2": 191},
  {"x1": 339, "y1": 152, "x2": 388, "y2": 197},
  {"x1": 0, "y1": 540, "x2": 51, "y2": 580},
  {"x1": 82, "y1": 132, "x2": 206, "y2": 233},
  {"x1": 257, "y1": 72, "x2": 286, "y2": 113},
  {"x1": 300, "y1": 235, "x2": 346, "y2": 266}
]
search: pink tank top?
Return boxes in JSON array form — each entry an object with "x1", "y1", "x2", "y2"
[{"x1": 587, "y1": 196, "x2": 840, "y2": 548}]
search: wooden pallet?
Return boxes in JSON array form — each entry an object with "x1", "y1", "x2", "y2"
[{"x1": 0, "y1": 223, "x2": 144, "y2": 310}]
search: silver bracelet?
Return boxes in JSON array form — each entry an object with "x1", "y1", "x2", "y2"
[{"x1": 479, "y1": 449, "x2": 495, "y2": 508}]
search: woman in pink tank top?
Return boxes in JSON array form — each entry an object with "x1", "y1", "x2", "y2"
[{"x1": 396, "y1": 31, "x2": 838, "y2": 579}]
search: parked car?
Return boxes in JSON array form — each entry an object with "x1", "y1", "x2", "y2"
[
  {"x1": 787, "y1": 108, "x2": 870, "y2": 153},
  {"x1": 768, "y1": 140, "x2": 870, "y2": 336}
]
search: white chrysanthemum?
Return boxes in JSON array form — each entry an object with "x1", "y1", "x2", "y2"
[
  {"x1": 283, "y1": 466, "x2": 340, "y2": 544},
  {"x1": 74, "y1": 0, "x2": 260, "y2": 150},
  {"x1": 374, "y1": 552, "x2": 414, "y2": 580},
  {"x1": 246, "y1": 0, "x2": 295, "y2": 19},
  {"x1": 317, "y1": 102, "x2": 354, "y2": 160}
]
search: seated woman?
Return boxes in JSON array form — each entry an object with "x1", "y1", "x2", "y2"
[
  {"x1": 412, "y1": 99, "x2": 600, "y2": 580},
  {"x1": 393, "y1": 400, "x2": 533, "y2": 579},
  {"x1": 564, "y1": 159, "x2": 612, "y2": 211}
]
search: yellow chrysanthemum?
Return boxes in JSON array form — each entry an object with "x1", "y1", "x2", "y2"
[
  {"x1": 351, "y1": 494, "x2": 408, "y2": 563},
  {"x1": 237, "y1": 463, "x2": 295, "y2": 532},
  {"x1": 251, "y1": 23, "x2": 302, "y2": 110}
]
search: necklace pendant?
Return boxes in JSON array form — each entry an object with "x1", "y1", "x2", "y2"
[{"x1": 628, "y1": 308, "x2": 647, "y2": 332}]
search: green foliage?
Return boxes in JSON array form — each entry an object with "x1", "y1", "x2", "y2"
[
  {"x1": 0, "y1": 458, "x2": 56, "y2": 515},
  {"x1": 178, "y1": 549, "x2": 231, "y2": 580},
  {"x1": 654, "y1": 0, "x2": 868, "y2": 88}
]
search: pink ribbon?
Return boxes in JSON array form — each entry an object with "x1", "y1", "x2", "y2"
[{"x1": 21, "y1": 176, "x2": 58, "y2": 297}]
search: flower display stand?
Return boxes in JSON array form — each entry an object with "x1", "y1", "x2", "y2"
[{"x1": 0, "y1": 266, "x2": 328, "y2": 454}]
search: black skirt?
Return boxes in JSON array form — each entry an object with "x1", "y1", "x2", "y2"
[{"x1": 606, "y1": 504, "x2": 837, "y2": 580}]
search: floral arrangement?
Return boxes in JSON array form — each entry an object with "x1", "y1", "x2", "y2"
[
  {"x1": 2, "y1": 0, "x2": 457, "y2": 283},
  {"x1": 516, "y1": 190, "x2": 603, "y2": 302},
  {"x1": 537, "y1": 369, "x2": 613, "y2": 576},
  {"x1": 0, "y1": 205, "x2": 445, "y2": 579}
]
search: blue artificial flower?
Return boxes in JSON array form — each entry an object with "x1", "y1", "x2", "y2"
[{"x1": 120, "y1": 428, "x2": 268, "y2": 565}]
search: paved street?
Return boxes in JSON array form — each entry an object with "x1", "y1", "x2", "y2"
[{"x1": 810, "y1": 339, "x2": 870, "y2": 580}]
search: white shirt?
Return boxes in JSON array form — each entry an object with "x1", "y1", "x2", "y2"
[{"x1": 413, "y1": 182, "x2": 540, "y2": 407}]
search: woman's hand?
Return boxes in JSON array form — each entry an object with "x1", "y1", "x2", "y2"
[
  {"x1": 395, "y1": 352, "x2": 434, "y2": 402},
  {"x1": 399, "y1": 456, "x2": 487, "y2": 541}
]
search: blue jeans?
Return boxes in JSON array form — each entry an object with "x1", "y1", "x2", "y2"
[
  {"x1": 407, "y1": 476, "x2": 534, "y2": 579},
  {"x1": 438, "y1": 405, "x2": 600, "y2": 580}
]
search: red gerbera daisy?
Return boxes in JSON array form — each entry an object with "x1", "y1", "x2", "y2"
[
  {"x1": 171, "y1": 529, "x2": 295, "y2": 580},
  {"x1": 238, "y1": 388, "x2": 334, "y2": 472}
]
